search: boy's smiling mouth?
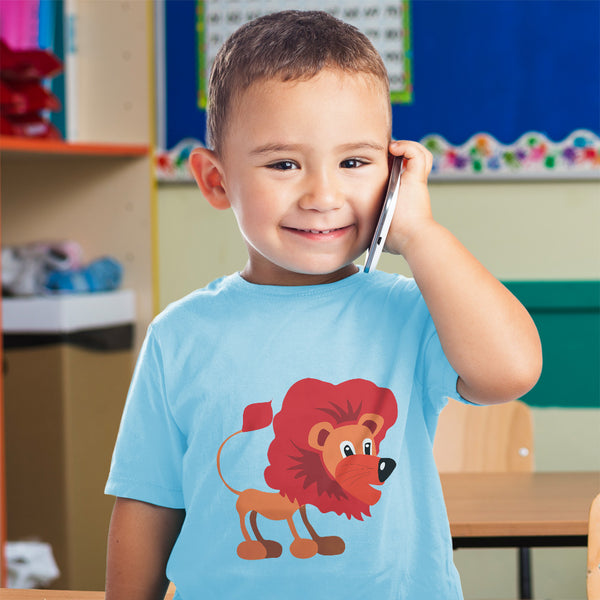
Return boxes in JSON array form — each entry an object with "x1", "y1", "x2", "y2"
[
  {"x1": 282, "y1": 225, "x2": 355, "y2": 241},
  {"x1": 283, "y1": 225, "x2": 353, "y2": 235}
]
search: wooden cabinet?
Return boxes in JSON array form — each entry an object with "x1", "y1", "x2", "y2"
[
  {"x1": 1, "y1": 139, "x2": 155, "y2": 352},
  {"x1": 0, "y1": 0, "x2": 155, "y2": 588}
]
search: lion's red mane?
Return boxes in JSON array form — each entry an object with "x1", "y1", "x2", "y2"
[{"x1": 264, "y1": 378, "x2": 398, "y2": 520}]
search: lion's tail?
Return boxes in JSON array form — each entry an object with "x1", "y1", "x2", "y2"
[
  {"x1": 217, "y1": 430, "x2": 244, "y2": 495},
  {"x1": 217, "y1": 400, "x2": 274, "y2": 496}
]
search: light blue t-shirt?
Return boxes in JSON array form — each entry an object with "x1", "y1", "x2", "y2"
[{"x1": 106, "y1": 269, "x2": 465, "y2": 599}]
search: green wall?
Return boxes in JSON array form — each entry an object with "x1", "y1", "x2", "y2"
[{"x1": 506, "y1": 281, "x2": 600, "y2": 408}]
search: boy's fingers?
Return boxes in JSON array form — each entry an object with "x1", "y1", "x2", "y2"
[{"x1": 389, "y1": 140, "x2": 433, "y2": 179}]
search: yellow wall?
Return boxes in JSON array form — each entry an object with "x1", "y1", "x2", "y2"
[
  {"x1": 157, "y1": 178, "x2": 599, "y2": 599},
  {"x1": 157, "y1": 180, "x2": 600, "y2": 310}
]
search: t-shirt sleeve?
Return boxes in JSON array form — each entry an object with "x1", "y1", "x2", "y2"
[
  {"x1": 105, "y1": 324, "x2": 186, "y2": 508},
  {"x1": 416, "y1": 316, "x2": 474, "y2": 415}
]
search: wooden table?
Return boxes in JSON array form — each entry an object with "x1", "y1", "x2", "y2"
[
  {"x1": 2, "y1": 473, "x2": 598, "y2": 600},
  {"x1": 442, "y1": 471, "x2": 599, "y2": 599},
  {"x1": 441, "y1": 471, "x2": 599, "y2": 548},
  {"x1": 0, "y1": 593, "x2": 105, "y2": 599}
]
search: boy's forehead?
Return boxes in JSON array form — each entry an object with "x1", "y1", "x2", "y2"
[
  {"x1": 238, "y1": 69, "x2": 387, "y2": 99},
  {"x1": 226, "y1": 69, "x2": 391, "y2": 135}
]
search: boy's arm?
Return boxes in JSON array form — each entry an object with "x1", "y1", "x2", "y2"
[
  {"x1": 387, "y1": 141, "x2": 543, "y2": 405},
  {"x1": 106, "y1": 497, "x2": 185, "y2": 600}
]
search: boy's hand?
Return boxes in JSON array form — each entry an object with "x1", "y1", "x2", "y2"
[
  {"x1": 383, "y1": 140, "x2": 435, "y2": 257},
  {"x1": 382, "y1": 142, "x2": 542, "y2": 406}
]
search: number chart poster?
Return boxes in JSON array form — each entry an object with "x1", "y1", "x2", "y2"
[
  {"x1": 156, "y1": 0, "x2": 599, "y2": 180},
  {"x1": 198, "y1": 1, "x2": 412, "y2": 108}
]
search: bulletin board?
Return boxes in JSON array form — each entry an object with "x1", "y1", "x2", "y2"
[
  {"x1": 156, "y1": 0, "x2": 600, "y2": 180},
  {"x1": 197, "y1": 1, "x2": 412, "y2": 108}
]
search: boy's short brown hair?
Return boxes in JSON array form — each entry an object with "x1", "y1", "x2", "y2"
[{"x1": 207, "y1": 10, "x2": 390, "y2": 156}]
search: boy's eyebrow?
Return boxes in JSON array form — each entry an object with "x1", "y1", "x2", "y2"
[
  {"x1": 336, "y1": 141, "x2": 387, "y2": 153},
  {"x1": 249, "y1": 141, "x2": 387, "y2": 155},
  {"x1": 249, "y1": 143, "x2": 304, "y2": 156}
]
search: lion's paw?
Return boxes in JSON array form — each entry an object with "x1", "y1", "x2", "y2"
[
  {"x1": 237, "y1": 540, "x2": 267, "y2": 560},
  {"x1": 237, "y1": 539, "x2": 283, "y2": 560},
  {"x1": 316, "y1": 535, "x2": 345, "y2": 556},
  {"x1": 261, "y1": 540, "x2": 283, "y2": 558},
  {"x1": 290, "y1": 538, "x2": 318, "y2": 559}
]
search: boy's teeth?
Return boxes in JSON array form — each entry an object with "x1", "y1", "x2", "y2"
[{"x1": 307, "y1": 229, "x2": 331, "y2": 234}]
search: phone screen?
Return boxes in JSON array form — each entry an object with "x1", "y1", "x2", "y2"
[{"x1": 364, "y1": 156, "x2": 404, "y2": 273}]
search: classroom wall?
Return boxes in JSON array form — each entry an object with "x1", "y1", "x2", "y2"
[
  {"x1": 157, "y1": 179, "x2": 600, "y2": 305},
  {"x1": 156, "y1": 178, "x2": 599, "y2": 599}
]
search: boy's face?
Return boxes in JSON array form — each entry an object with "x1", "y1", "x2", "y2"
[{"x1": 217, "y1": 69, "x2": 391, "y2": 286}]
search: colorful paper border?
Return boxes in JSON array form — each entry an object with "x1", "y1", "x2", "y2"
[
  {"x1": 424, "y1": 129, "x2": 600, "y2": 180},
  {"x1": 156, "y1": 129, "x2": 600, "y2": 182}
]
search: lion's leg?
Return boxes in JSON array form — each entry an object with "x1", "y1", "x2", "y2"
[
  {"x1": 299, "y1": 505, "x2": 345, "y2": 556},
  {"x1": 249, "y1": 511, "x2": 282, "y2": 558},
  {"x1": 286, "y1": 514, "x2": 318, "y2": 559},
  {"x1": 236, "y1": 509, "x2": 268, "y2": 560}
]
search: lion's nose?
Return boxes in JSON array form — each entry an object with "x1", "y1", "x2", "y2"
[{"x1": 378, "y1": 458, "x2": 396, "y2": 482}]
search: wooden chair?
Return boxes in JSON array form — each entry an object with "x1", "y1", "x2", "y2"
[
  {"x1": 434, "y1": 398, "x2": 534, "y2": 599},
  {"x1": 589, "y1": 493, "x2": 600, "y2": 600},
  {"x1": 434, "y1": 398, "x2": 533, "y2": 473}
]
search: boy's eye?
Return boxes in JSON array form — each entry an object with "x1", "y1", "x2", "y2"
[
  {"x1": 268, "y1": 160, "x2": 297, "y2": 171},
  {"x1": 340, "y1": 158, "x2": 366, "y2": 169}
]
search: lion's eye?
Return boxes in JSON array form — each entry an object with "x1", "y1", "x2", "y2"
[
  {"x1": 340, "y1": 441, "x2": 355, "y2": 458},
  {"x1": 363, "y1": 439, "x2": 373, "y2": 455}
]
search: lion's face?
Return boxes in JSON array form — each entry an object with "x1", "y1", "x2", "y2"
[
  {"x1": 308, "y1": 413, "x2": 392, "y2": 505},
  {"x1": 264, "y1": 378, "x2": 398, "y2": 520}
]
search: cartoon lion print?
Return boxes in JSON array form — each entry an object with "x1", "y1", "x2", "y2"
[{"x1": 216, "y1": 378, "x2": 398, "y2": 560}]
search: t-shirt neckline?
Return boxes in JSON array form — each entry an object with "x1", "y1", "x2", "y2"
[{"x1": 227, "y1": 267, "x2": 369, "y2": 298}]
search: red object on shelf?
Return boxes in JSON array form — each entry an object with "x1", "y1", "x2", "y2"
[
  {"x1": 1, "y1": 79, "x2": 61, "y2": 115},
  {"x1": 0, "y1": 40, "x2": 62, "y2": 81},
  {"x1": 0, "y1": 40, "x2": 63, "y2": 139},
  {"x1": 1, "y1": 114, "x2": 62, "y2": 139},
  {"x1": 0, "y1": 79, "x2": 26, "y2": 113}
]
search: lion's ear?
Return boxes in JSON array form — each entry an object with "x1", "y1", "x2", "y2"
[
  {"x1": 359, "y1": 413, "x2": 384, "y2": 436},
  {"x1": 308, "y1": 422, "x2": 334, "y2": 450}
]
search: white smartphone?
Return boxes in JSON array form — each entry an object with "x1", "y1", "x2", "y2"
[{"x1": 364, "y1": 156, "x2": 404, "y2": 273}]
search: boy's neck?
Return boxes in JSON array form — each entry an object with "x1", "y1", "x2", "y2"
[{"x1": 239, "y1": 262, "x2": 360, "y2": 286}]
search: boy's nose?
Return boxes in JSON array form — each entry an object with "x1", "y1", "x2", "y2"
[{"x1": 298, "y1": 170, "x2": 343, "y2": 212}]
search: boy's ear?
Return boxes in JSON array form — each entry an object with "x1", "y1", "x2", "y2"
[{"x1": 189, "y1": 148, "x2": 230, "y2": 210}]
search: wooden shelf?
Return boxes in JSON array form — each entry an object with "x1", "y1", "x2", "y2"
[
  {"x1": 1, "y1": 1, "x2": 155, "y2": 588},
  {"x1": 0, "y1": 136, "x2": 149, "y2": 158}
]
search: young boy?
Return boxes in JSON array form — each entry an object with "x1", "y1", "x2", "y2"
[{"x1": 105, "y1": 11, "x2": 541, "y2": 600}]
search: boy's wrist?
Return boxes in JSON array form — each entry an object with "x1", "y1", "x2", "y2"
[
  {"x1": 388, "y1": 218, "x2": 444, "y2": 264},
  {"x1": 385, "y1": 215, "x2": 439, "y2": 259}
]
